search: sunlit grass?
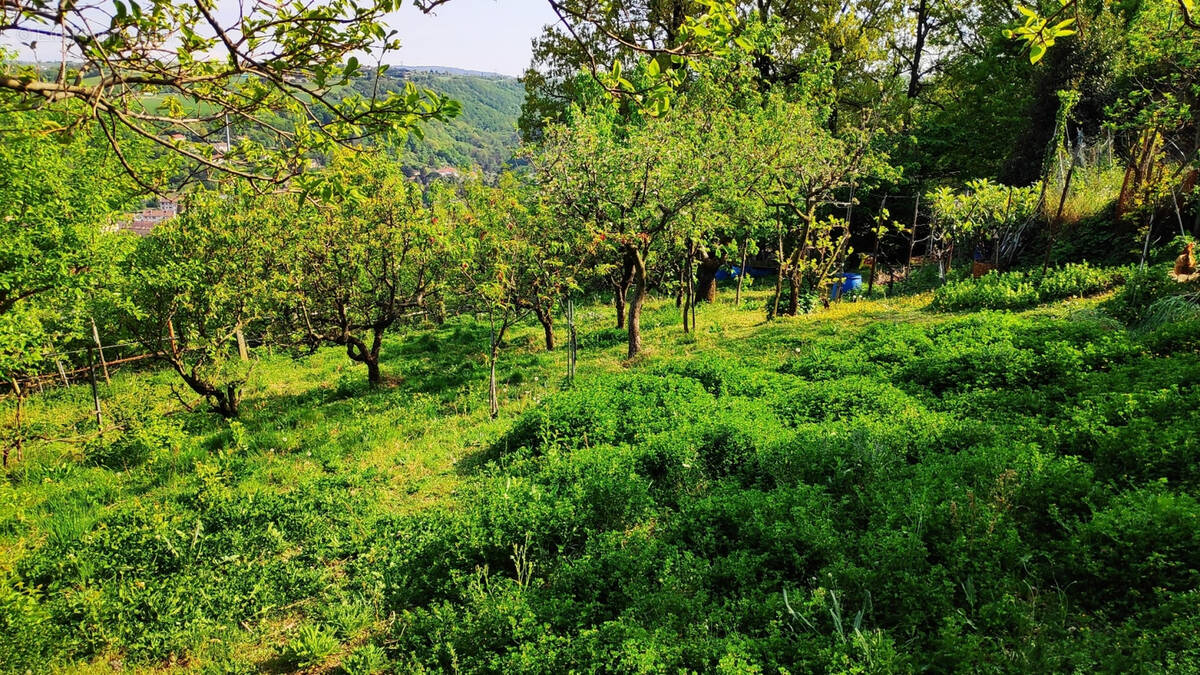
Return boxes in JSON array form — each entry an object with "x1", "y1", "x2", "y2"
[{"x1": 1042, "y1": 162, "x2": 1125, "y2": 225}]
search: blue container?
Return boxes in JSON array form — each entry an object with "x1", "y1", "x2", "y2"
[{"x1": 830, "y1": 273, "x2": 863, "y2": 300}]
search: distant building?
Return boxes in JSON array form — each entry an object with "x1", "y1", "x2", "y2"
[{"x1": 119, "y1": 200, "x2": 179, "y2": 236}]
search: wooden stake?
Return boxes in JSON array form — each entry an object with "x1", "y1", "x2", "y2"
[
  {"x1": 7, "y1": 379, "x2": 21, "y2": 467},
  {"x1": 50, "y1": 347, "x2": 70, "y2": 386},
  {"x1": 90, "y1": 317, "x2": 110, "y2": 385},
  {"x1": 86, "y1": 347, "x2": 103, "y2": 433},
  {"x1": 735, "y1": 241, "x2": 748, "y2": 307}
]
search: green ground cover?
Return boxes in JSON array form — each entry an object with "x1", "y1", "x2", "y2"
[{"x1": 3, "y1": 284, "x2": 1199, "y2": 673}]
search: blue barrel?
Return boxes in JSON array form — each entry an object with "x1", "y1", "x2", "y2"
[{"x1": 831, "y1": 273, "x2": 863, "y2": 300}]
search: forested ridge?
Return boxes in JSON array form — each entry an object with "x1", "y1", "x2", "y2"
[{"x1": 2, "y1": 0, "x2": 1200, "y2": 672}]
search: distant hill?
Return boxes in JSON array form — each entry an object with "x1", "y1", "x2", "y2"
[
  {"x1": 392, "y1": 65, "x2": 511, "y2": 78},
  {"x1": 362, "y1": 68, "x2": 525, "y2": 174}
]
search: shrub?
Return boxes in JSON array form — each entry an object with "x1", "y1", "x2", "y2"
[{"x1": 931, "y1": 263, "x2": 1123, "y2": 311}]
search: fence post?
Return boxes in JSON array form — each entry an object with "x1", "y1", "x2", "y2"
[
  {"x1": 90, "y1": 317, "x2": 110, "y2": 385},
  {"x1": 86, "y1": 347, "x2": 103, "y2": 433},
  {"x1": 907, "y1": 193, "x2": 920, "y2": 274}
]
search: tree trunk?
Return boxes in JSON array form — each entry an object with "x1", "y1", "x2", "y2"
[
  {"x1": 1043, "y1": 152, "x2": 1078, "y2": 273},
  {"x1": 627, "y1": 246, "x2": 647, "y2": 359},
  {"x1": 787, "y1": 268, "x2": 800, "y2": 316},
  {"x1": 365, "y1": 358, "x2": 382, "y2": 386},
  {"x1": 345, "y1": 332, "x2": 384, "y2": 386},
  {"x1": 488, "y1": 340, "x2": 499, "y2": 419},
  {"x1": 696, "y1": 253, "x2": 720, "y2": 303},
  {"x1": 683, "y1": 241, "x2": 694, "y2": 333},
  {"x1": 770, "y1": 228, "x2": 785, "y2": 319},
  {"x1": 907, "y1": 0, "x2": 929, "y2": 99},
  {"x1": 615, "y1": 248, "x2": 634, "y2": 330},
  {"x1": 212, "y1": 386, "x2": 240, "y2": 418},
  {"x1": 536, "y1": 306, "x2": 555, "y2": 351}
]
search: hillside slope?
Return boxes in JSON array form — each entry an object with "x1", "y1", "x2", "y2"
[
  {"x1": 3, "y1": 287, "x2": 1200, "y2": 671},
  {"x1": 367, "y1": 68, "x2": 524, "y2": 173}
]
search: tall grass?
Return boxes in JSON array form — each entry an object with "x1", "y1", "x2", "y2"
[{"x1": 1042, "y1": 162, "x2": 1125, "y2": 224}]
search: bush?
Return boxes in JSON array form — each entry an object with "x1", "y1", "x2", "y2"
[{"x1": 931, "y1": 263, "x2": 1123, "y2": 311}]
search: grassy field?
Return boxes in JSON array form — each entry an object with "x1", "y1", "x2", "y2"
[{"x1": 3, "y1": 282, "x2": 1199, "y2": 673}]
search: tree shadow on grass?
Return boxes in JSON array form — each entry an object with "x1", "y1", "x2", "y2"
[{"x1": 382, "y1": 319, "x2": 492, "y2": 398}]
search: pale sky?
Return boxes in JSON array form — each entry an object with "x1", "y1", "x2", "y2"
[
  {"x1": 2, "y1": 0, "x2": 561, "y2": 78},
  {"x1": 387, "y1": 1, "x2": 560, "y2": 77}
]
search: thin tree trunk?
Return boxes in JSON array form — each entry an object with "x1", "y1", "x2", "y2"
[
  {"x1": 488, "y1": 318, "x2": 499, "y2": 418},
  {"x1": 683, "y1": 241, "x2": 694, "y2": 333},
  {"x1": 770, "y1": 227, "x2": 785, "y2": 319},
  {"x1": 735, "y1": 242, "x2": 748, "y2": 306},
  {"x1": 51, "y1": 347, "x2": 69, "y2": 386},
  {"x1": 868, "y1": 198, "x2": 885, "y2": 297},
  {"x1": 627, "y1": 247, "x2": 647, "y2": 359},
  {"x1": 1043, "y1": 153, "x2": 1078, "y2": 274}
]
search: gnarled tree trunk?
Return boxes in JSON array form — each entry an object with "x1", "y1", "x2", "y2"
[
  {"x1": 534, "y1": 304, "x2": 555, "y2": 351},
  {"x1": 696, "y1": 252, "x2": 721, "y2": 303}
]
